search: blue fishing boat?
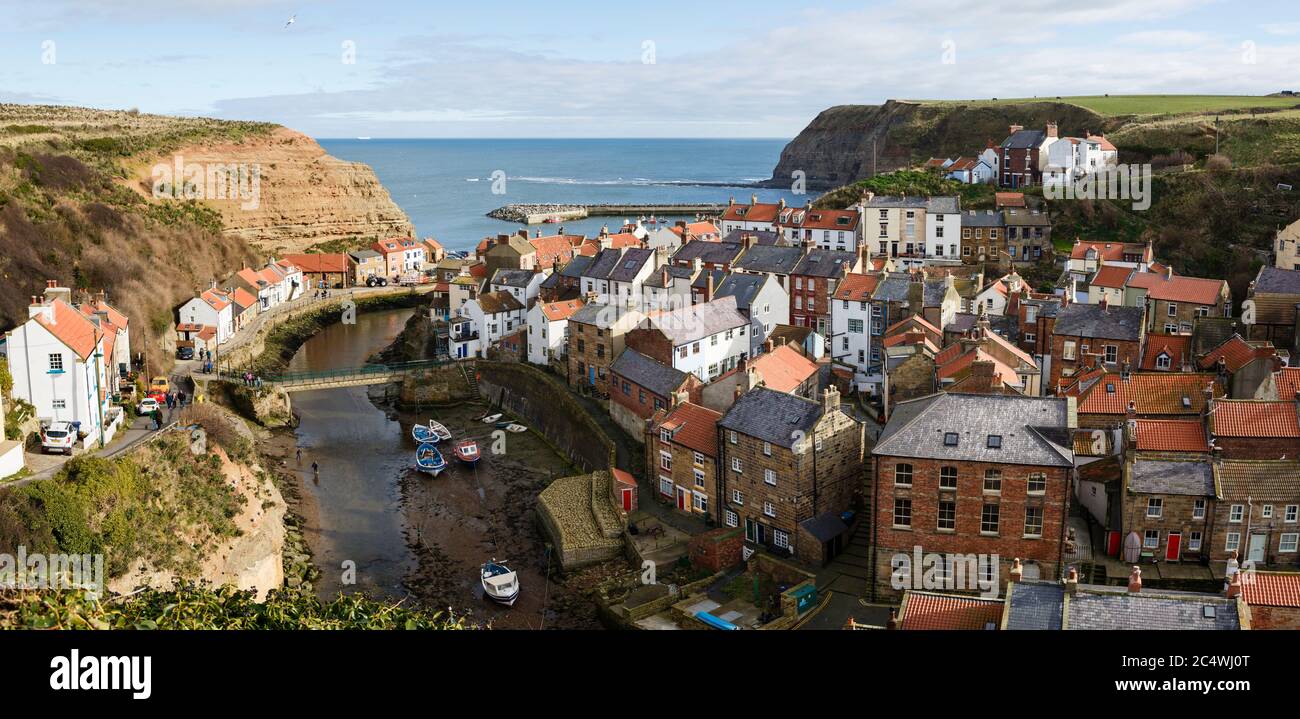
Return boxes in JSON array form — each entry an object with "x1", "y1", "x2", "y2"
[
  {"x1": 411, "y1": 420, "x2": 452, "y2": 443},
  {"x1": 415, "y1": 442, "x2": 447, "y2": 476}
]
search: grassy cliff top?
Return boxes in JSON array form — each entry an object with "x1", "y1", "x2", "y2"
[{"x1": 910, "y1": 95, "x2": 1300, "y2": 117}]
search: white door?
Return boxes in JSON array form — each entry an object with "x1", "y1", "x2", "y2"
[{"x1": 1247, "y1": 533, "x2": 1267, "y2": 564}]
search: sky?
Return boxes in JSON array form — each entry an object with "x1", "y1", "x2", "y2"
[{"x1": 1, "y1": 0, "x2": 1298, "y2": 138}]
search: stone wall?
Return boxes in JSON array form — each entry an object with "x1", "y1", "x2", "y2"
[
  {"x1": 399, "y1": 364, "x2": 478, "y2": 406},
  {"x1": 477, "y1": 361, "x2": 615, "y2": 473}
]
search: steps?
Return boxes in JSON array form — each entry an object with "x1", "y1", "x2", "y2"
[{"x1": 459, "y1": 363, "x2": 480, "y2": 398}]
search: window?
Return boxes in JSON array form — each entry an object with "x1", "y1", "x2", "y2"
[
  {"x1": 660, "y1": 429, "x2": 672, "y2": 443},
  {"x1": 1143, "y1": 530, "x2": 1160, "y2": 549},
  {"x1": 943, "y1": 432, "x2": 959, "y2": 446},
  {"x1": 848, "y1": 319, "x2": 864, "y2": 334},
  {"x1": 762, "y1": 468, "x2": 778, "y2": 486},
  {"x1": 725, "y1": 510, "x2": 738, "y2": 528},
  {"x1": 52, "y1": 399, "x2": 67, "y2": 409},
  {"x1": 1147, "y1": 498, "x2": 1163, "y2": 518},
  {"x1": 893, "y1": 498, "x2": 912, "y2": 528},
  {"x1": 731, "y1": 489, "x2": 743, "y2": 505},
  {"x1": 773, "y1": 530, "x2": 790, "y2": 550},
  {"x1": 1024, "y1": 507, "x2": 1044, "y2": 538},
  {"x1": 983, "y1": 470, "x2": 1002, "y2": 493},
  {"x1": 1167, "y1": 303, "x2": 1177, "y2": 317},
  {"x1": 729, "y1": 431, "x2": 737, "y2": 444},
  {"x1": 48, "y1": 353, "x2": 63, "y2": 373},
  {"x1": 1062, "y1": 341, "x2": 1076, "y2": 361},
  {"x1": 764, "y1": 501, "x2": 776, "y2": 518},
  {"x1": 1263, "y1": 505, "x2": 1274, "y2": 519},
  {"x1": 1194, "y1": 499, "x2": 1206, "y2": 519},
  {"x1": 1281, "y1": 533, "x2": 1299, "y2": 553},
  {"x1": 894, "y1": 463, "x2": 913, "y2": 486},
  {"x1": 763, "y1": 441, "x2": 771, "y2": 456},
  {"x1": 1230, "y1": 504, "x2": 1244, "y2": 523},
  {"x1": 1286, "y1": 505, "x2": 1298, "y2": 523},
  {"x1": 659, "y1": 451, "x2": 672, "y2": 471},
  {"x1": 659, "y1": 476, "x2": 673, "y2": 496},
  {"x1": 1189, "y1": 532, "x2": 1202, "y2": 551},
  {"x1": 937, "y1": 500, "x2": 956, "y2": 531},
  {"x1": 1225, "y1": 532, "x2": 1241, "y2": 552},
  {"x1": 693, "y1": 452, "x2": 705, "y2": 466},
  {"x1": 1104, "y1": 345, "x2": 1118, "y2": 364},
  {"x1": 986, "y1": 435, "x2": 1002, "y2": 449},
  {"x1": 731, "y1": 457, "x2": 742, "y2": 473},
  {"x1": 1156, "y1": 354, "x2": 1171, "y2": 370},
  {"x1": 980, "y1": 504, "x2": 1000, "y2": 534},
  {"x1": 694, "y1": 469, "x2": 705, "y2": 488},
  {"x1": 939, "y1": 466, "x2": 958, "y2": 489}
]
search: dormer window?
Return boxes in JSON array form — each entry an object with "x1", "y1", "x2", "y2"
[
  {"x1": 943, "y1": 432, "x2": 959, "y2": 446},
  {"x1": 1182, "y1": 396, "x2": 1192, "y2": 410},
  {"x1": 987, "y1": 435, "x2": 1002, "y2": 449}
]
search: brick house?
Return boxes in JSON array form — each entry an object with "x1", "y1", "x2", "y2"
[
  {"x1": 609, "y1": 347, "x2": 701, "y2": 437},
  {"x1": 1241, "y1": 572, "x2": 1300, "y2": 629},
  {"x1": 538, "y1": 255, "x2": 593, "y2": 303},
  {"x1": 790, "y1": 249, "x2": 860, "y2": 336},
  {"x1": 870, "y1": 393, "x2": 1075, "y2": 600},
  {"x1": 1121, "y1": 456, "x2": 1216, "y2": 564},
  {"x1": 998, "y1": 124, "x2": 1052, "y2": 188},
  {"x1": 1017, "y1": 293, "x2": 1060, "y2": 359},
  {"x1": 1207, "y1": 398, "x2": 1300, "y2": 459},
  {"x1": 566, "y1": 303, "x2": 645, "y2": 395},
  {"x1": 1210, "y1": 459, "x2": 1300, "y2": 570},
  {"x1": 648, "y1": 401, "x2": 723, "y2": 518},
  {"x1": 1002, "y1": 208, "x2": 1053, "y2": 266},
  {"x1": 1126, "y1": 269, "x2": 1232, "y2": 334},
  {"x1": 1049, "y1": 301, "x2": 1145, "y2": 389},
  {"x1": 717, "y1": 386, "x2": 864, "y2": 566}
]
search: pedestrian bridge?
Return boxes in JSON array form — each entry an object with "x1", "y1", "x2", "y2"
[{"x1": 198, "y1": 359, "x2": 463, "y2": 393}]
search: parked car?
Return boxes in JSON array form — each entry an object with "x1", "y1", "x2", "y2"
[
  {"x1": 137, "y1": 397, "x2": 160, "y2": 416},
  {"x1": 149, "y1": 376, "x2": 170, "y2": 394},
  {"x1": 41, "y1": 421, "x2": 77, "y2": 455},
  {"x1": 176, "y1": 346, "x2": 195, "y2": 360}
]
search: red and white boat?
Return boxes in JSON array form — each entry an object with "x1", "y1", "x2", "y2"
[{"x1": 452, "y1": 440, "x2": 481, "y2": 466}]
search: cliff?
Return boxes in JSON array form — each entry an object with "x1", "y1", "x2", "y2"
[{"x1": 765, "y1": 100, "x2": 1109, "y2": 190}]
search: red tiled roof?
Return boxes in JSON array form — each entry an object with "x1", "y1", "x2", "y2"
[
  {"x1": 1241, "y1": 572, "x2": 1300, "y2": 608},
  {"x1": 1077, "y1": 372, "x2": 1222, "y2": 416},
  {"x1": 995, "y1": 192, "x2": 1026, "y2": 208},
  {"x1": 79, "y1": 298, "x2": 128, "y2": 328},
  {"x1": 833, "y1": 272, "x2": 880, "y2": 301},
  {"x1": 1275, "y1": 367, "x2": 1300, "y2": 400},
  {"x1": 34, "y1": 300, "x2": 100, "y2": 360},
  {"x1": 899, "y1": 591, "x2": 1003, "y2": 630},
  {"x1": 531, "y1": 234, "x2": 589, "y2": 266},
  {"x1": 660, "y1": 402, "x2": 722, "y2": 458},
  {"x1": 540, "y1": 299, "x2": 585, "y2": 322},
  {"x1": 720, "y1": 202, "x2": 781, "y2": 223},
  {"x1": 612, "y1": 468, "x2": 637, "y2": 487},
  {"x1": 1198, "y1": 335, "x2": 1276, "y2": 374},
  {"x1": 937, "y1": 348, "x2": 1019, "y2": 386},
  {"x1": 1126, "y1": 272, "x2": 1227, "y2": 305},
  {"x1": 283, "y1": 253, "x2": 350, "y2": 274},
  {"x1": 176, "y1": 322, "x2": 205, "y2": 333},
  {"x1": 1211, "y1": 400, "x2": 1300, "y2": 438},
  {"x1": 1087, "y1": 134, "x2": 1117, "y2": 152},
  {"x1": 750, "y1": 344, "x2": 818, "y2": 394},
  {"x1": 604, "y1": 232, "x2": 643, "y2": 249},
  {"x1": 1134, "y1": 419, "x2": 1210, "y2": 453},
  {"x1": 230, "y1": 287, "x2": 258, "y2": 310},
  {"x1": 1070, "y1": 241, "x2": 1145, "y2": 262},
  {"x1": 1140, "y1": 334, "x2": 1192, "y2": 371},
  {"x1": 669, "y1": 221, "x2": 721, "y2": 239},
  {"x1": 1090, "y1": 264, "x2": 1132, "y2": 289}
]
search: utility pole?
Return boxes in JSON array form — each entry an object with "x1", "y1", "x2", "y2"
[
  {"x1": 93, "y1": 325, "x2": 105, "y2": 448},
  {"x1": 1215, "y1": 116, "x2": 1221, "y2": 156}
]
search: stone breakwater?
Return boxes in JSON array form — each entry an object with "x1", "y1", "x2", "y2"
[{"x1": 488, "y1": 203, "x2": 726, "y2": 225}]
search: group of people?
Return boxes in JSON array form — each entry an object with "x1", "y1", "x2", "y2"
[
  {"x1": 240, "y1": 372, "x2": 263, "y2": 388},
  {"x1": 163, "y1": 390, "x2": 187, "y2": 409}
]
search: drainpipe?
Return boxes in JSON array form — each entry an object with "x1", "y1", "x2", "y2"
[{"x1": 870, "y1": 453, "x2": 879, "y2": 602}]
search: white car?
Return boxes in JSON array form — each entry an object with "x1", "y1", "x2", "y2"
[
  {"x1": 41, "y1": 421, "x2": 76, "y2": 455},
  {"x1": 137, "y1": 397, "x2": 160, "y2": 416}
]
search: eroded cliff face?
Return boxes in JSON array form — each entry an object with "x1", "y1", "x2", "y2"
[
  {"x1": 128, "y1": 127, "x2": 414, "y2": 255},
  {"x1": 767, "y1": 100, "x2": 1107, "y2": 190}
]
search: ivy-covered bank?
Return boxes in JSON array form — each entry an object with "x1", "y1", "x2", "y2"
[{"x1": 246, "y1": 292, "x2": 429, "y2": 376}]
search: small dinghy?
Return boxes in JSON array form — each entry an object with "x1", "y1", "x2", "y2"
[
  {"x1": 411, "y1": 422, "x2": 440, "y2": 443},
  {"x1": 506, "y1": 424, "x2": 527, "y2": 433},
  {"x1": 481, "y1": 560, "x2": 519, "y2": 606},
  {"x1": 427, "y1": 420, "x2": 452, "y2": 441},
  {"x1": 415, "y1": 443, "x2": 447, "y2": 476},
  {"x1": 452, "y1": 440, "x2": 481, "y2": 465},
  {"x1": 494, "y1": 420, "x2": 513, "y2": 429},
  {"x1": 481, "y1": 413, "x2": 502, "y2": 424}
]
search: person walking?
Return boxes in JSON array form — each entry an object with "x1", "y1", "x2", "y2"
[{"x1": 296, "y1": 447, "x2": 302, "y2": 463}]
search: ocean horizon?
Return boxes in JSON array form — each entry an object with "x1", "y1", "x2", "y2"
[{"x1": 318, "y1": 137, "x2": 805, "y2": 252}]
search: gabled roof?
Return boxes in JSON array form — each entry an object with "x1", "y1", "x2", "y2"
[
  {"x1": 643, "y1": 296, "x2": 747, "y2": 345},
  {"x1": 539, "y1": 298, "x2": 585, "y2": 322},
  {"x1": 1053, "y1": 303, "x2": 1144, "y2": 342},
  {"x1": 792, "y1": 249, "x2": 857, "y2": 279},
  {"x1": 733, "y1": 244, "x2": 805, "y2": 275},
  {"x1": 1126, "y1": 272, "x2": 1227, "y2": 305},
  {"x1": 1209, "y1": 399, "x2": 1300, "y2": 438},
  {"x1": 669, "y1": 240, "x2": 744, "y2": 267},
  {"x1": 474, "y1": 290, "x2": 524, "y2": 315},
  {"x1": 282, "y1": 253, "x2": 350, "y2": 274},
  {"x1": 749, "y1": 344, "x2": 819, "y2": 394},
  {"x1": 1077, "y1": 372, "x2": 1221, "y2": 416},
  {"x1": 833, "y1": 272, "x2": 880, "y2": 301},
  {"x1": 718, "y1": 386, "x2": 830, "y2": 448},
  {"x1": 1070, "y1": 241, "x2": 1147, "y2": 262},
  {"x1": 1001, "y1": 128, "x2": 1046, "y2": 150},
  {"x1": 490, "y1": 268, "x2": 536, "y2": 289},
  {"x1": 79, "y1": 298, "x2": 128, "y2": 328},
  {"x1": 899, "y1": 591, "x2": 1002, "y2": 631},
  {"x1": 1216, "y1": 459, "x2": 1300, "y2": 501},
  {"x1": 1197, "y1": 334, "x2": 1276, "y2": 374},
  {"x1": 1129, "y1": 459, "x2": 1215, "y2": 496},
  {"x1": 712, "y1": 273, "x2": 767, "y2": 313},
  {"x1": 659, "y1": 401, "x2": 722, "y2": 458},
  {"x1": 720, "y1": 201, "x2": 782, "y2": 223},
  {"x1": 1089, "y1": 264, "x2": 1132, "y2": 290},
  {"x1": 1275, "y1": 367, "x2": 1300, "y2": 399},
  {"x1": 861, "y1": 195, "x2": 961, "y2": 214},
  {"x1": 874, "y1": 393, "x2": 1073, "y2": 467},
  {"x1": 1140, "y1": 334, "x2": 1192, "y2": 371},
  {"x1": 33, "y1": 300, "x2": 100, "y2": 360},
  {"x1": 1253, "y1": 265, "x2": 1300, "y2": 295},
  {"x1": 1241, "y1": 572, "x2": 1300, "y2": 608},
  {"x1": 612, "y1": 348, "x2": 692, "y2": 398},
  {"x1": 1135, "y1": 419, "x2": 1210, "y2": 453}
]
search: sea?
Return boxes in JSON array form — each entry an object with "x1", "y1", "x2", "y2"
[{"x1": 317, "y1": 138, "x2": 802, "y2": 253}]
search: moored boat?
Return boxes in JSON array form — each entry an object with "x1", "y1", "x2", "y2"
[
  {"x1": 428, "y1": 420, "x2": 452, "y2": 441},
  {"x1": 415, "y1": 443, "x2": 447, "y2": 476},
  {"x1": 481, "y1": 413, "x2": 502, "y2": 424},
  {"x1": 480, "y1": 560, "x2": 519, "y2": 606},
  {"x1": 452, "y1": 440, "x2": 480, "y2": 465},
  {"x1": 506, "y1": 423, "x2": 527, "y2": 433}
]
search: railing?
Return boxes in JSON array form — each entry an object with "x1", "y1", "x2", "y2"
[{"x1": 214, "y1": 358, "x2": 455, "y2": 386}]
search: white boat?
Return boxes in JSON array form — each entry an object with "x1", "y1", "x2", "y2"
[
  {"x1": 428, "y1": 420, "x2": 452, "y2": 441},
  {"x1": 506, "y1": 423, "x2": 527, "y2": 433},
  {"x1": 481, "y1": 413, "x2": 502, "y2": 424},
  {"x1": 481, "y1": 560, "x2": 519, "y2": 606}
]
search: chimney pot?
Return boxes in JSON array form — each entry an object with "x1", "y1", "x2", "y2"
[
  {"x1": 1065, "y1": 567, "x2": 1080, "y2": 595},
  {"x1": 1226, "y1": 570, "x2": 1243, "y2": 599},
  {"x1": 1127, "y1": 566, "x2": 1142, "y2": 593}
]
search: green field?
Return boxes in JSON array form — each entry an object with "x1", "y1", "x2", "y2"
[{"x1": 914, "y1": 95, "x2": 1300, "y2": 117}]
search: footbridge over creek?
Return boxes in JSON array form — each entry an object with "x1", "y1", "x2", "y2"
[{"x1": 195, "y1": 359, "x2": 472, "y2": 393}]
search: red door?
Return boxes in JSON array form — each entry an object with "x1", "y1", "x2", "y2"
[
  {"x1": 621, "y1": 488, "x2": 633, "y2": 512},
  {"x1": 1106, "y1": 531, "x2": 1121, "y2": 557},
  {"x1": 1166, "y1": 532, "x2": 1181, "y2": 561},
  {"x1": 676, "y1": 488, "x2": 688, "y2": 511}
]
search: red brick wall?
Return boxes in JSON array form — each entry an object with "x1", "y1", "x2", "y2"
[
  {"x1": 689, "y1": 528, "x2": 745, "y2": 572},
  {"x1": 624, "y1": 328, "x2": 674, "y2": 366},
  {"x1": 1210, "y1": 437, "x2": 1300, "y2": 460},
  {"x1": 1048, "y1": 333, "x2": 1141, "y2": 390},
  {"x1": 1249, "y1": 605, "x2": 1300, "y2": 630}
]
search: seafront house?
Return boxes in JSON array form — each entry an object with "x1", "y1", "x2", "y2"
[
  {"x1": 5, "y1": 281, "x2": 125, "y2": 446},
  {"x1": 775, "y1": 205, "x2": 862, "y2": 252},
  {"x1": 372, "y1": 237, "x2": 428, "y2": 278},
  {"x1": 455, "y1": 290, "x2": 526, "y2": 359},
  {"x1": 283, "y1": 253, "x2": 352, "y2": 289},
  {"x1": 624, "y1": 296, "x2": 750, "y2": 383},
  {"x1": 830, "y1": 272, "x2": 880, "y2": 391},
  {"x1": 719, "y1": 195, "x2": 785, "y2": 235},
  {"x1": 177, "y1": 287, "x2": 235, "y2": 345},
  {"x1": 871, "y1": 393, "x2": 1075, "y2": 599},
  {"x1": 567, "y1": 303, "x2": 646, "y2": 395},
  {"x1": 718, "y1": 386, "x2": 864, "y2": 565},
  {"x1": 609, "y1": 347, "x2": 702, "y2": 437},
  {"x1": 526, "y1": 298, "x2": 585, "y2": 367},
  {"x1": 649, "y1": 400, "x2": 723, "y2": 518},
  {"x1": 859, "y1": 194, "x2": 963, "y2": 269}
]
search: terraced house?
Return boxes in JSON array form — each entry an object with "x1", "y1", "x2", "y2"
[
  {"x1": 1210, "y1": 459, "x2": 1300, "y2": 569},
  {"x1": 860, "y1": 194, "x2": 962, "y2": 268},
  {"x1": 1048, "y1": 301, "x2": 1145, "y2": 390},
  {"x1": 624, "y1": 296, "x2": 750, "y2": 383},
  {"x1": 1245, "y1": 265, "x2": 1300, "y2": 352},
  {"x1": 648, "y1": 401, "x2": 723, "y2": 518},
  {"x1": 774, "y1": 205, "x2": 862, "y2": 252},
  {"x1": 1125, "y1": 269, "x2": 1232, "y2": 333},
  {"x1": 566, "y1": 303, "x2": 645, "y2": 395},
  {"x1": 871, "y1": 393, "x2": 1075, "y2": 599},
  {"x1": 790, "y1": 249, "x2": 861, "y2": 335},
  {"x1": 718, "y1": 386, "x2": 864, "y2": 565}
]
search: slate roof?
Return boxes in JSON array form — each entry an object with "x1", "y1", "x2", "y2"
[
  {"x1": 609, "y1": 248, "x2": 656, "y2": 282},
  {"x1": 862, "y1": 195, "x2": 961, "y2": 214},
  {"x1": 1005, "y1": 582, "x2": 1064, "y2": 630},
  {"x1": 872, "y1": 273, "x2": 914, "y2": 303},
  {"x1": 1052, "y1": 303, "x2": 1144, "y2": 342},
  {"x1": 490, "y1": 268, "x2": 535, "y2": 288},
  {"x1": 569, "y1": 302, "x2": 619, "y2": 329},
  {"x1": 582, "y1": 248, "x2": 625, "y2": 280},
  {"x1": 733, "y1": 244, "x2": 805, "y2": 275},
  {"x1": 1215, "y1": 459, "x2": 1300, "y2": 501},
  {"x1": 799, "y1": 511, "x2": 849, "y2": 543},
  {"x1": 874, "y1": 393, "x2": 1073, "y2": 467},
  {"x1": 713, "y1": 273, "x2": 767, "y2": 313},
  {"x1": 1253, "y1": 265, "x2": 1300, "y2": 295},
  {"x1": 899, "y1": 592, "x2": 1002, "y2": 630},
  {"x1": 645, "y1": 296, "x2": 747, "y2": 345},
  {"x1": 793, "y1": 249, "x2": 857, "y2": 279},
  {"x1": 1002, "y1": 128, "x2": 1047, "y2": 150},
  {"x1": 721, "y1": 229, "x2": 781, "y2": 245},
  {"x1": 611, "y1": 348, "x2": 691, "y2": 399},
  {"x1": 718, "y1": 386, "x2": 827, "y2": 448},
  {"x1": 559, "y1": 255, "x2": 594, "y2": 279},
  {"x1": 1129, "y1": 459, "x2": 1215, "y2": 496},
  {"x1": 670, "y1": 241, "x2": 744, "y2": 266},
  {"x1": 963, "y1": 209, "x2": 1004, "y2": 227}
]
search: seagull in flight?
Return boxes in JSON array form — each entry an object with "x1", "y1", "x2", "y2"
[{"x1": 284, "y1": 14, "x2": 296, "y2": 28}]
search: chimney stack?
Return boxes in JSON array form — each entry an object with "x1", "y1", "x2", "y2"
[
  {"x1": 1009, "y1": 557, "x2": 1023, "y2": 585},
  {"x1": 1045, "y1": 122, "x2": 1058, "y2": 138},
  {"x1": 821, "y1": 385, "x2": 841, "y2": 414},
  {"x1": 1064, "y1": 567, "x2": 1080, "y2": 596},
  {"x1": 705, "y1": 271, "x2": 715, "y2": 301},
  {"x1": 1226, "y1": 570, "x2": 1243, "y2": 599},
  {"x1": 1127, "y1": 566, "x2": 1142, "y2": 593},
  {"x1": 1008, "y1": 124, "x2": 1023, "y2": 135}
]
